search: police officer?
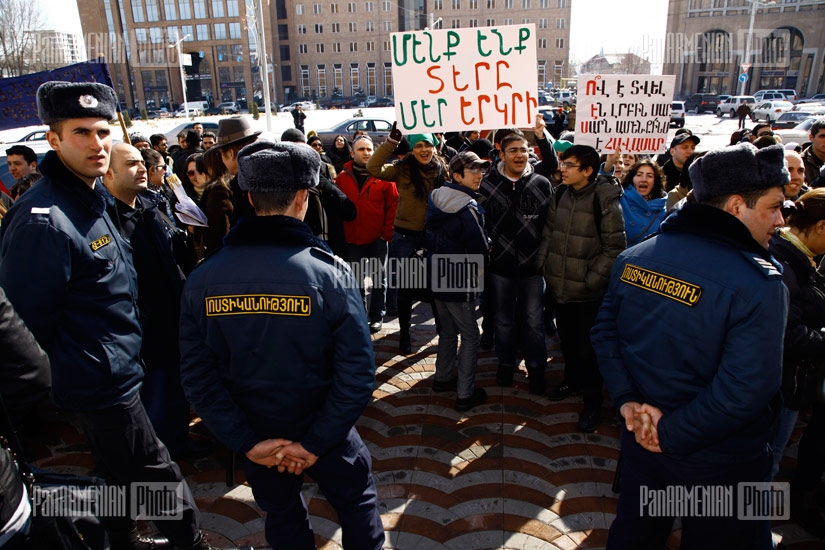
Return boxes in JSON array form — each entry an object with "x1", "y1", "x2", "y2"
[
  {"x1": 0, "y1": 81, "x2": 221, "y2": 550},
  {"x1": 592, "y1": 143, "x2": 790, "y2": 549},
  {"x1": 178, "y1": 141, "x2": 384, "y2": 549}
]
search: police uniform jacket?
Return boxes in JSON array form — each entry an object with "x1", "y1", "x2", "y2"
[
  {"x1": 0, "y1": 151, "x2": 143, "y2": 411},
  {"x1": 592, "y1": 203, "x2": 788, "y2": 464},
  {"x1": 178, "y1": 215, "x2": 376, "y2": 456}
]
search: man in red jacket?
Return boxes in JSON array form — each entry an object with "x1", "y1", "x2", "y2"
[{"x1": 335, "y1": 135, "x2": 399, "y2": 333}]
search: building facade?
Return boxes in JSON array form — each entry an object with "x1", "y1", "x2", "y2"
[
  {"x1": 662, "y1": 0, "x2": 825, "y2": 98},
  {"x1": 74, "y1": 0, "x2": 571, "y2": 111},
  {"x1": 579, "y1": 52, "x2": 652, "y2": 75},
  {"x1": 28, "y1": 31, "x2": 85, "y2": 70}
]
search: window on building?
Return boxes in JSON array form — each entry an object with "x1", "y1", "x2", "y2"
[
  {"x1": 193, "y1": 0, "x2": 206, "y2": 18},
  {"x1": 348, "y1": 2, "x2": 356, "y2": 12},
  {"x1": 146, "y1": 0, "x2": 159, "y2": 22},
  {"x1": 315, "y1": 23, "x2": 323, "y2": 33},
  {"x1": 332, "y1": 23, "x2": 340, "y2": 32},
  {"x1": 212, "y1": 0, "x2": 224, "y2": 18},
  {"x1": 539, "y1": 0, "x2": 548, "y2": 7},
  {"x1": 167, "y1": 26, "x2": 180, "y2": 41},
  {"x1": 229, "y1": 22, "x2": 241, "y2": 39},
  {"x1": 317, "y1": 64, "x2": 327, "y2": 97},
  {"x1": 333, "y1": 42, "x2": 341, "y2": 52},
  {"x1": 350, "y1": 63, "x2": 360, "y2": 95},
  {"x1": 296, "y1": 4, "x2": 304, "y2": 15},
  {"x1": 299, "y1": 44, "x2": 308, "y2": 54},
  {"x1": 313, "y1": 3, "x2": 322, "y2": 14},
  {"x1": 522, "y1": 17, "x2": 529, "y2": 23},
  {"x1": 164, "y1": 0, "x2": 177, "y2": 20},
  {"x1": 334, "y1": 64, "x2": 343, "y2": 91},
  {"x1": 382, "y1": 1, "x2": 391, "y2": 11},
  {"x1": 227, "y1": 0, "x2": 238, "y2": 17},
  {"x1": 504, "y1": 0, "x2": 513, "y2": 8},
  {"x1": 537, "y1": 60, "x2": 546, "y2": 87},
  {"x1": 538, "y1": 38, "x2": 546, "y2": 48},
  {"x1": 196, "y1": 24, "x2": 209, "y2": 40},
  {"x1": 469, "y1": 19, "x2": 477, "y2": 27},
  {"x1": 469, "y1": 0, "x2": 477, "y2": 8},
  {"x1": 556, "y1": 18, "x2": 565, "y2": 29},
  {"x1": 486, "y1": 18, "x2": 495, "y2": 25},
  {"x1": 556, "y1": 38, "x2": 564, "y2": 48},
  {"x1": 216, "y1": 44, "x2": 228, "y2": 61},
  {"x1": 451, "y1": 19, "x2": 460, "y2": 28},
  {"x1": 366, "y1": 41, "x2": 375, "y2": 51},
  {"x1": 522, "y1": 0, "x2": 530, "y2": 7},
  {"x1": 383, "y1": 40, "x2": 390, "y2": 51},
  {"x1": 367, "y1": 62, "x2": 376, "y2": 95},
  {"x1": 150, "y1": 27, "x2": 162, "y2": 43},
  {"x1": 557, "y1": 0, "x2": 565, "y2": 7},
  {"x1": 135, "y1": 28, "x2": 148, "y2": 43},
  {"x1": 279, "y1": 24, "x2": 289, "y2": 39},
  {"x1": 383, "y1": 21, "x2": 392, "y2": 32},
  {"x1": 435, "y1": 0, "x2": 443, "y2": 9},
  {"x1": 366, "y1": 2, "x2": 374, "y2": 12},
  {"x1": 349, "y1": 22, "x2": 357, "y2": 32},
  {"x1": 178, "y1": 0, "x2": 191, "y2": 19},
  {"x1": 298, "y1": 24, "x2": 306, "y2": 34},
  {"x1": 487, "y1": 0, "x2": 495, "y2": 7},
  {"x1": 384, "y1": 62, "x2": 393, "y2": 95},
  {"x1": 539, "y1": 18, "x2": 547, "y2": 28},
  {"x1": 133, "y1": 0, "x2": 146, "y2": 22},
  {"x1": 366, "y1": 21, "x2": 375, "y2": 32},
  {"x1": 181, "y1": 25, "x2": 194, "y2": 40},
  {"x1": 214, "y1": 24, "x2": 226, "y2": 40},
  {"x1": 316, "y1": 43, "x2": 324, "y2": 53},
  {"x1": 331, "y1": 3, "x2": 339, "y2": 13},
  {"x1": 350, "y1": 42, "x2": 358, "y2": 52},
  {"x1": 280, "y1": 45, "x2": 290, "y2": 60},
  {"x1": 452, "y1": 0, "x2": 460, "y2": 9},
  {"x1": 503, "y1": 17, "x2": 512, "y2": 24}
]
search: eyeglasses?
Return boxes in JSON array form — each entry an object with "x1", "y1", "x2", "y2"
[
  {"x1": 311, "y1": 142, "x2": 323, "y2": 148},
  {"x1": 505, "y1": 147, "x2": 530, "y2": 155},
  {"x1": 464, "y1": 168, "x2": 482, "y2": 174},
  {"x1": 187, "y1": 170, "x2": 197, "y2": 177},
  {"x1": 153, "y1": 165, "x2": 167, "y2": 172},
  {"x1": 558, "y1": 162, "x2": 581, "y2": 169}
]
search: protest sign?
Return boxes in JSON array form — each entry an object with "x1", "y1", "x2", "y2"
[
  {"x1": 391, "y1": 24, "x2": 538, "y2": 133},
  {"x1": 575, "y1": 74, "x2": 676, "y2": 154}
]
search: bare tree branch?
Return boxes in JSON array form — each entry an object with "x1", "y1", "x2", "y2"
[{"x1": 0, "y1": 0, "x2": 45, "y2": 76}]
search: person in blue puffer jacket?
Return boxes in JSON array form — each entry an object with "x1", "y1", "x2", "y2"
[
  {"x1": 619, "y1": 159, "x2": 668, "y2": 247},
  {"x1": 592, "y1": 143, "x2": 790, "y2": 550},
  {"x1": 424, "y1": 151, "x2": 491, "y2": 412}
]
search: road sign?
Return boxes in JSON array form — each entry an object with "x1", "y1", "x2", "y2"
[
  {"x1": 741, "y1": 63, "x2": 752, "y2": 72},
  {"x1": 739, "y1": 73, "x2": 748, "y2": 83}
]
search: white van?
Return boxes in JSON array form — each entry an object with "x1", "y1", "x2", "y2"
[{"x1": 175, "y1": 101, "x2": 208, "y2": 117}]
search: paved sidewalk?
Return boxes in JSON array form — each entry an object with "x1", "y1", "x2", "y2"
[{"x1": 24, "y1": 310, "x2": 825, "y2": 549}]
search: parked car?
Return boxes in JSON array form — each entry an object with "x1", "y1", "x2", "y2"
[
  {"x1": 371, "y1": 97, "x2": 395, "y2": 107},
  {"x1": 314, "y1": 117, "x2": 395, "y2": 149},
  {"x1": 717, "y1": 94, "x2": 732, "y2": 104},
  {"x1": 217, "y1": 102, "x2": 240, "y2": 114},
  {"x1": 771, "y1": 111, "x2": 823, "y2": 130},
  {"x1": 753, "y1": 91, "x2": 786, "y2": 103},
  {"x1": 715, "y1": 96, "x2": 757, "y2": 117},
  {"x1": 281, "y1": 101, "x2": 317, "y2": 113},
  {"x1": 670, "y1": 101, "x2": 686, "y2": 128},
  {"x1": 775, "y1": 117, "x2": 818, "y2": 144},
  {"x1": 164, "y1": 121, "x2": 220, "y2": 144},
  {"x1": 797, "y1": 94, "x2": 825, "y2": 104},
  {"x1": 204, "y1": 107, "x2": 224, "y2": 115},
  {"x1": 751, "y1": 100, "x2": 794, "y2": 123},
  {"x1": 0, "y1": 126, "x2": 51, "y2": 154},
  {"x1": 685, "y1": 93, "x2": 719, "y2": 114}
]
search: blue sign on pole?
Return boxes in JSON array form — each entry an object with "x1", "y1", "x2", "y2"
[{"x1": 739, "y1": 73, "x2": 748, "y2": 83}]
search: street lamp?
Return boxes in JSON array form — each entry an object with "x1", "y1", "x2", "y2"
[
  {"x1": 169, "y1": 34, "x2": 191, "y2": 115},
  {"x1": 739, "y1": 0, "x2": 776, "y2": 95}
]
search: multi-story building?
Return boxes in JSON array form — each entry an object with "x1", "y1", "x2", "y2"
[
  {"x1": 28, "y1": 30, "x2": 85, "y2": 70},
  {"x1": 579, "y1": 51, "x2": 652, "y2": 75},
  {"x1": 662, "y1": 0, "x2": 825, "y2": 98},
  {"x1": 74, "y1": 0, "x2": 571, "y2": 111}
]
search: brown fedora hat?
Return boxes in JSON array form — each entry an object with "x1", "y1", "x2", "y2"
[{"x1": 215, "y1": 116, "x2": 261, "y2": 148}]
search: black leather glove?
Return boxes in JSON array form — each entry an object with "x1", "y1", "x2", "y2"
[{"x1": 388, "y1": 121, "x2": 402, "y2": 144}]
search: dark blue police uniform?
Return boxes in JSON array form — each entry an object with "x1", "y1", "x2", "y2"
[
  {"x1": 179, "y1": 214, "x2": 384, "y2": 549},
  {"x1": 592, "y1": 203, "x2": 787, "y2": 550}
]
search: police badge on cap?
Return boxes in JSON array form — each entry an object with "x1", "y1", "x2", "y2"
[{"x1": 36, "y1": 81, "x2": 117, "y2": 125}]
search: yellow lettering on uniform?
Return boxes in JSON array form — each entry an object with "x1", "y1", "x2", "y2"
[
  {"x1": 619, "y1": 264, "x2": 703, "y2": 307},
  {"x1": 205, "y1": 294, "x2": 312, "y2": 317},
  {"x1": 89, "y1": 234, "x2": 112, "y2": 251}
]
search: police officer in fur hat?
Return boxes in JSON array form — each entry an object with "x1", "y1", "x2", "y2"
[
  {"x1": 0, "y1": 81, "x2": 228, "y2": 550},
  {"x1": 592, "y1": 143, "x2": 790, "y2": 549},
  {"x1": 179, "y1": 141, "x2": 385, "y2": 549}
]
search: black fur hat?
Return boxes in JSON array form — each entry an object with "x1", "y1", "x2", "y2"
[
  {"x1": 36, "y1": 81, "x2": 117, "y2": 124},
  {"x1": 690, "y1": 143, "x2": 789, "y2": 203},
  {"x1": 237, "y1": 141, "x2": 319, "y2": 192}
]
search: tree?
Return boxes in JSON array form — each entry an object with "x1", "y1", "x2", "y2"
[{"x1": 0, "y1": 0, "x2": 44, "y2": 77}]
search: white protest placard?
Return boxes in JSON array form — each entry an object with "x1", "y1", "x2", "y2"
[
  {"x1": 575, "y1": 74, "x2": 676, "y2": 154},
  {"x1": 391, "y1": 25, "x2": 538, "y2": 133}
]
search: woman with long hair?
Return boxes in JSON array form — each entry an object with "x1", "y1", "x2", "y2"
[
  {"x1": 197, "y1": 146, "x2": 234, "y2": 255},
  {"x1": 620, "y1": 159, "x2": 667, "y2": 246},
  {"x1": 368, "y1": 128, "x2": 448, "y2": 353},
  {"x1": 327, "y1": 134, "x2": 353, "y2": 175},
  {"x1": 767, "y1": 189, "x2": 825, "y2": 536}
]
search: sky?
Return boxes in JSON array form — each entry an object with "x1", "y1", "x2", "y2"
[{"x1": 40, "y1": 0, "x2": 669, "y2": 72}]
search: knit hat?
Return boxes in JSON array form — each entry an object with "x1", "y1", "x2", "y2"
[
  {"x1": 467, "y1": 138, "x2": 493, "y2": 159},
  {"x1": 553, "y1": 140, "x2": 573, "y2": 153},
  {"x1": 129, "y1": 132, "x2": 149, "y2": 146},
  {"x1": 408, "y1": 134, "x2": 439, "y2": 148},
  {"x1": 449, "y1": 151, "x2": 491, "y2": 175},
  {"x1": 280, "y1": 128, "x2": 307, "y2": 143},
  {"x1": 689, "y1": 143, "x2": 789, "y2": 203},
  {"x1": 237, "y1": 141, "x2": 319, "y2": 192},
  {"x1": 36, "y1": 81, "x2": 117, "y2": 124}
]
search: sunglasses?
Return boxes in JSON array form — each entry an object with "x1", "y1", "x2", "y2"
[{"x1": 187, "y1": 170, "x2": 197, "y2": 177}]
